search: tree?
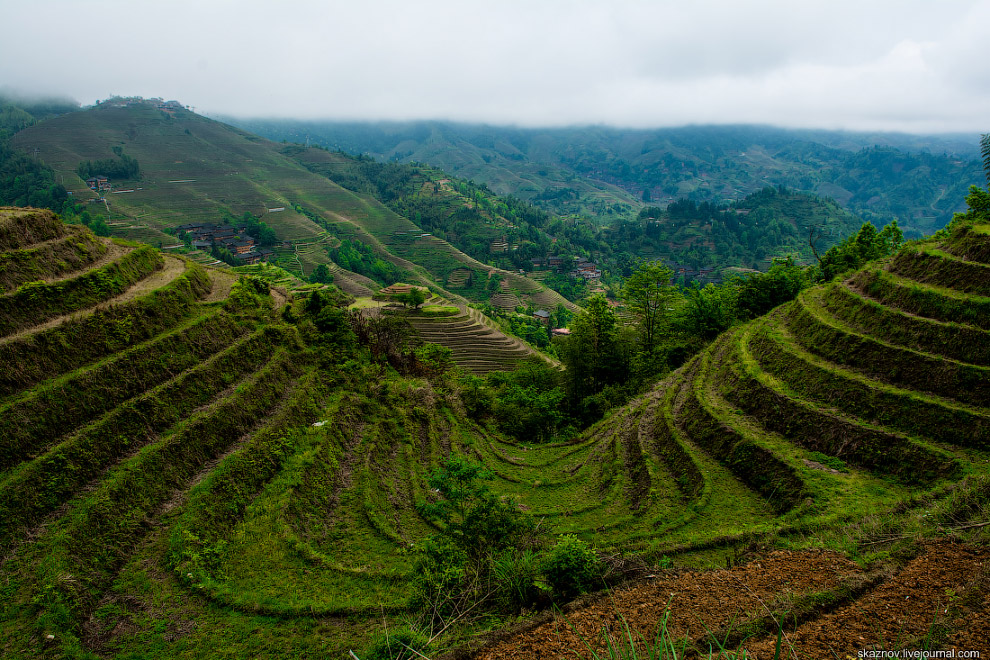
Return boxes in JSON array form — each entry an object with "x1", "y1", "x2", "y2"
[
  {"x1": 818, "y1": 220, "x2": 902, "y2": 281},
  {"x1": 981, "y1": 133, "x2": 990, "y2": 187},
  {"x1": 621, "y1": 260, "x2": 677, "y2": 361},
  {"x1": 409, "y1": 287, "x2": 427, "y2": 308},
  {"x1": 309, "y1": 263, "x2": 333, "y2": 284},
  {"x1": 398, "y1": 287, "x2": 427, "y2": 308},
  {"x1": 557, "y1": 295, "x2": 629, "y2": 420},
  {"x1": 679, "y1": 281, "x2": 737, "y2": 341},
  {"x1": 417, "y1": 457, "x2": 534, "y2": 560},
  {"x1": 735, "y1": 256, "x2": 811, "y2": 320}
]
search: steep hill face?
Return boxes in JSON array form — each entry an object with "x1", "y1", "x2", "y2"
[{"x1": 10, "y1": 104, "x2": 575, "y2": 316}]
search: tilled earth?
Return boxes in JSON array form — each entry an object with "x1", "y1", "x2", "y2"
[{"x1": 474, "y1": 543, "x2": 989, "y2": 659}]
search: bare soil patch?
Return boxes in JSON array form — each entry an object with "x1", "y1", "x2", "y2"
[{"x1": 474, "y1": 544, "x2": 990, "y2": 659}]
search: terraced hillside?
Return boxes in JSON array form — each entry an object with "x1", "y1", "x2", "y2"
[
  {"x1": 405, "y1": 306, "x2": 554, "y2": 374},
  {"x1": 2, "y1": 204, "x2": 988, "y2": 659},
  {"x1": 12, "y1": 104, "x2": 576, "y2": 314},
  {"x1": 0, "y1": 208, "x2": 320, "y2": 659},
  {"x1": 469, "y1": 209, "x2": 990, "y2": 656}
]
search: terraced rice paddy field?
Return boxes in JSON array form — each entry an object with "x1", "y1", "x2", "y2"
[
  {"x1": 405, "y1": 306, "x2": 549, "y2": 374},
  {"x1": 1, "y1": 206, "x2": 988, "y2": 659}
]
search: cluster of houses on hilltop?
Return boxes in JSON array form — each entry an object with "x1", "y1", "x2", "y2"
[
  {"x1": 97, "y1": 96, "x2": 187, "y2": 113},
  {"x1": 529, "y1": 256, "x2": 602, "y2": 280},
  {"x1": 175, "y1": 223, "x2": 275, "y2": 265}
]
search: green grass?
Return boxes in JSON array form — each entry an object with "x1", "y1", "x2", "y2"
[
  {"x1": 2, "y1": 142, "x2": 990, "y2": 659},
  {"x1": 0, "y1": 224, "x2": 108, "y2": 292},
  {"x1": 787, "y1": 288, "x2": 990, "y2": 409},
  {"x1": 0, "y1": 307, "x2": 243, "y2": 475},
  {"x1": 0, "y1": 260, "x2": 212, "y2": 400},
  {"x1": 0, "y1": 242, "x2": 163, "y2": 336}
]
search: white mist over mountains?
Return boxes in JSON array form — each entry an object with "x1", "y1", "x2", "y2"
[{"x1": 3, "y1": 0, "x2": 989, "y2": 133}]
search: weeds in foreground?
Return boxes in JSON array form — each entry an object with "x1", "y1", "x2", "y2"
[{"x1": 563, "y1": 606, "x2": 786, "y2": 660}]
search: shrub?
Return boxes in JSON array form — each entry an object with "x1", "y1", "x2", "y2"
[
  {"x1": 808, "y1": 451, "x2": 848, "y2": 473},
  {"x1": 542, "y1": 535, "x2": 602, "y2": 600},
  {"x1": 417, "y1": 457, "x2": 535, "y2": 560},
  {"x1": 409, "y1": 535, "x2": 468, "y2": 617},
  {"x1": 362, "y1": 626, "x2": 431, "y2": 660},
  {"x1": 492, "y1": 548, "x2": 547, "y2": 612}
]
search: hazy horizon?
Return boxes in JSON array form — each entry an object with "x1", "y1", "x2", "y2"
[{"x1": 4, "y1": 1, "x2": 989, "y2": 134}]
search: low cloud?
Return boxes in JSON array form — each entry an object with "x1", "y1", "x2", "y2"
[{"x1": 2, "y1": 0, "x2": 988, "y2": 132}]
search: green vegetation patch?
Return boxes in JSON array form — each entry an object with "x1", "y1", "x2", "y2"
[
  {"x1": 0, "y1": 224, "x2": 107, "y2": 293},
  {"x1": 0, "y1": 325, "x2": 291, "y2": 553},
  {"x1": 721, "y1": 323, "x2": 959, "y2": 486},
  {"x1": 942, "y1": 221, "x2": 990, "y2": 265},
  {"x1": 0, "y1": 243, "x2": 163, "y2": 336},
  {"x1": 0, "y1": 207, "x2": 65, "y2": 250},
  {"x1": 677, "y1": 336, "x2": 808, "y2": 514},
  {"x1": 851, "y1": 265, "x2": 990, "y2": 329},
  {"x1": 0, "y1": 309, "x2": 243, "y2": 475},
  {"x1": 748, "y1": 314, "x2": 990, "y2": 450},
  {"x1": 888, "y1": 244, "x2": 990, "y2": 296},
  {"x1": 787, "y1": 289, "x2": 990, "y2": 409},
  {"x1": 0, "y1": 261, "x2": 211, "y2": 400},
  {"x1": 822, "y1": 283, "x2": 990, "y2": 366},
  {"x1": 420, "y1": 304, "x2": 460, "y2": 316},
  {"x1": 26, "y1": 348, "x2": 303, "y2": 653}
]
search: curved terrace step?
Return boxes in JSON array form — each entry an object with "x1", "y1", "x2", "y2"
[
  {"x1": 850, "y1": 265, "x2": 990, "y2": 329},
  {"x1": 0, "y1": 225, "x2": 108, "y2": 292},
  {"x1": 824, "y1": 282, "x2": 990, "y2": 365},
  {"x1": 887, "y1": 244, "x2": 990, "y2": 296},
  {"x1": 787, "y1": 288, "x2": 990, "y2": 408},
  {"x1": 747, "y1": 310, "x2": 990, "y2": 450},
  {"x1": 0, "y1": 243, "x2": 164, "y2": 337},
  {"x1": 0, "y1": 260, "x2": 213, "y2": 401}
]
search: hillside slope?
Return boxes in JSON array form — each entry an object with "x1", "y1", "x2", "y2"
[
  {"x1": 229, "y1": 120, "x2": 983, "y2": 236},
  {"x1": 1, "y1": 205, "x2": 988, "y2": 658},
  {"x1": 469, "y1": 203, "x2": 990, "y2": 657},
  {"x1": 11, "y1": 103, "x2": 576, "y2": 316}
]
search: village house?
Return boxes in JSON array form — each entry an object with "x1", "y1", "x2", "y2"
[
  {"x1": 533, "y1": 309, "x2": 551, "y2": 325},
  {"x1": 85, "y1": 176, "x2": 111, "y2": 192},
  {"x1": 232, "y1": 240, "x2": 255, "y2": 255}
]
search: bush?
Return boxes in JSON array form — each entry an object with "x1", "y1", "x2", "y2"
[
  {"x1": 413, "y1": 458, "x2": 542, "y2": 633},
  {"x1": 542, "y1": 534, "x2": 602, "y2": 600},
  {"x1": 492, "y1": 548, "x2": 547, "y2": 612},
  {"x1": 418, "y1": 457, "x2": 535, "y2": 559},
  {"x1": 409, "y1": 535, "x2": 467, "y2": 617},
  {"x1": 362, "y1": 626, "x2": 432, "y2": 660}
]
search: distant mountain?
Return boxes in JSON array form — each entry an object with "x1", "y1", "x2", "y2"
[
  {"x1": 9, "y1": 101, "x2": 574, "y2": 312},
  {"x1": 227, "y1": 119, "x2": 983, "y2": 237}
]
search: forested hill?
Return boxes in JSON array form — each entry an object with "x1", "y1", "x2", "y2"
[
  {"x1": 227, "y1": 119, "x2": 983, "y2": 237},
  {"x1": 285, "y1": 148, "x2": 861, "y2": 287},
  {"x1": 625, "y1": 186, "x2": 863, "y2": 272}
]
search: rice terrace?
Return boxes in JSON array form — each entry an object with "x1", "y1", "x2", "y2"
[{"x1": 0, "y1": 96, "x2": 989, "y2": 660}]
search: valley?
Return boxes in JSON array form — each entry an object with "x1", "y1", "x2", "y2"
[{"x1": 0, "y1": 97, "x2": 988, "y2": 659}]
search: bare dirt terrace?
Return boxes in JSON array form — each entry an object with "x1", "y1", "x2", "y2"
[{"x1": 472, "y1": 543, "x2": 989, "y2": 660}]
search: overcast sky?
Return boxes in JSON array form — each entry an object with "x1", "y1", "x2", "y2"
[{"x1": 3, "y1": 0, "x2": 989, "y2": 133}]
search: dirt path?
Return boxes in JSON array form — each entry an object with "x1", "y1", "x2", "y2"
[
  {"x1": 201, "y1": 268, "x2": 238, "y2": 303},
  {"x1": 0, "y1": 255, "x2": 187, "y2": 346}
]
